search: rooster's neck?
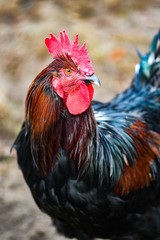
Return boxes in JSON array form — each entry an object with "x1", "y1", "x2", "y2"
[
  {"x1": 63, "y1": 105, "x2": 98, "y2": 178},
  {"x1": 25, "y1": 68, "x2": 97, "y2": 176}
]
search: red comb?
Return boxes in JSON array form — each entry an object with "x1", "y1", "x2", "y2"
[{"x1": 45, "y1": 30, "x2": 94, "y2": 75}]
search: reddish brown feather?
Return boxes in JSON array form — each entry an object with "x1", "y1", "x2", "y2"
[
  {"x1": 66, "y1": 107, "x2": 96, "y2": 174},
  {"x1": 115, "y1": 121, "x2": 160, "y2": 195},
  {"x1": 25, "y1": 66, "x2": 63, "y2": 175}
]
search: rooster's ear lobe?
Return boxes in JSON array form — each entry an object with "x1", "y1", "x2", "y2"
[{"x1": 53, "y1": 71, "x2": 58, "y2": 77}]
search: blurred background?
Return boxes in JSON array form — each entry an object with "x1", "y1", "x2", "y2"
[{"x1": 0, "y1": 0, "x2": 159, "y2": 239}]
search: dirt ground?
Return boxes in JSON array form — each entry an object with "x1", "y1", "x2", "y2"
[{"x1": 0, "y1": 0, "x2": 160, "y2": 239}]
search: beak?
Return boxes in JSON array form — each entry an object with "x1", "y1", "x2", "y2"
[{"x1": 81, "y1": 74, "x2": 101, "y2": 87}]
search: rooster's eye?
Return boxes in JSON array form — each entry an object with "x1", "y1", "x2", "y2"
[{"x1": 65, "y1": 69, "x2": 72, "y2": 74}]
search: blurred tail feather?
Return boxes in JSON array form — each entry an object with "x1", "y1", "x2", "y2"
[{"x1": 134, "y1": 30, "x2": 160, "y2": 88}]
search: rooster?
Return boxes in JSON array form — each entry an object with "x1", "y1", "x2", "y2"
[{"x1": 12, "y1": 30, "x2": 160, "y2": 240}]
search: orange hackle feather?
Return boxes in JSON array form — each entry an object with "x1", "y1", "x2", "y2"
[{"x1": 25, "y1": 66, "x2": 63, "y2": 175}]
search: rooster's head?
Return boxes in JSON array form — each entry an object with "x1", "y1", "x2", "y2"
[{"x1": 45, "y1": 30, "x2": 100, "y2": 115}]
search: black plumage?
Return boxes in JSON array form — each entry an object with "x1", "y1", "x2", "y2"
[{"x1": 12, "y1": 30, "x2": 160, "y2": 240}]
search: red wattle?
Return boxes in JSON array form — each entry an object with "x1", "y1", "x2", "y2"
[{"x1": 66, "y1": 84, "x2": 94, "y2": 115}]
